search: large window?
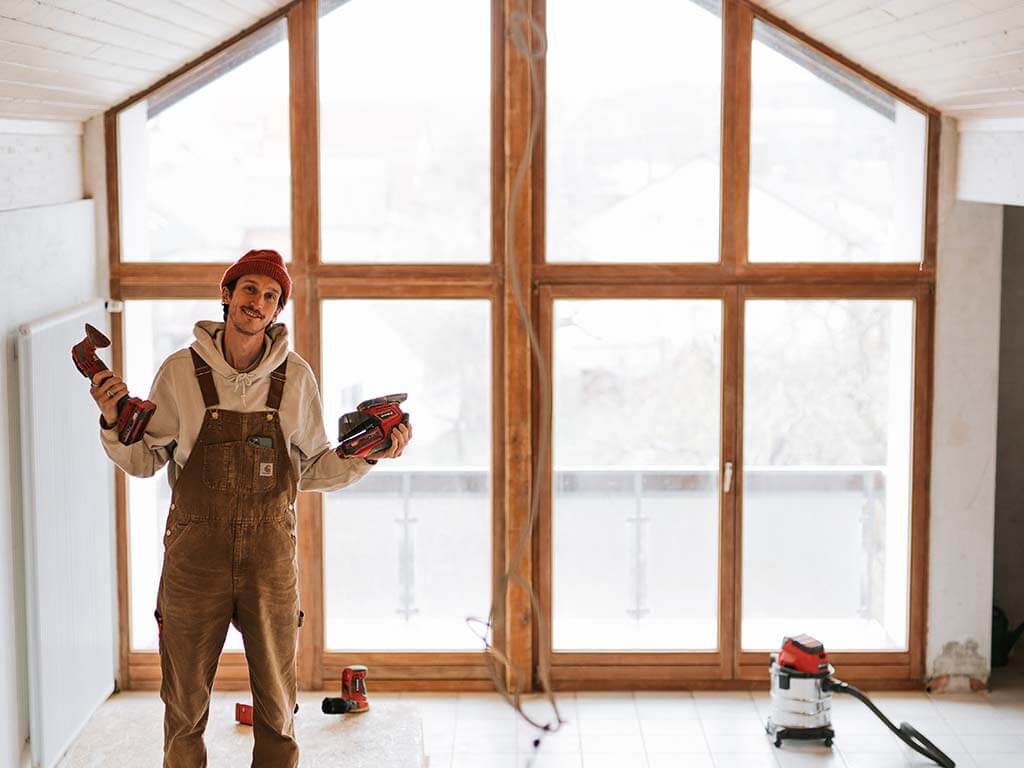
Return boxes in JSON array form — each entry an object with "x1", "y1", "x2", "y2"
[
  {"x1": 321, "y1": 300, "x2": 492, "y2": 651},
  {"x1": 318, "y1": 0, "x2": 490, "y2": 263},
  {"x1": 110, "y1": 0, "x2": 936, "y2": 691},
  {"x1": 741, "y1": 300, "x2": 914, "y2": 651},
  {"x1": 117, "y1": 21, "x2": 291, "y2": 262},
  {"x1": 552, "y1": 299, "x2": 722, "y2": 650},
  {"x1": 749, "y1": 21, "x2": 927, "y2": 263},
  {"x1": 546, "y1": 0, "x2": 723, "y2": 263}
]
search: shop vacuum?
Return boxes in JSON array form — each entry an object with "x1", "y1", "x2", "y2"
[{"x1": 766, "y1": 634, "x2": 955, "y2": 767}]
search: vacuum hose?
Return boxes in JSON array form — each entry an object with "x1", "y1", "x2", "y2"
[{"x1": 825, "y1": 679, "x2": 955, "y2": 768}]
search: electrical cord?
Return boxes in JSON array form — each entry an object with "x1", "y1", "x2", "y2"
[
  {"x1": 464, "y1": 0, "x2": 568, "y2": 754},
  {"x1": 825, "y1": 678, "x2": 956, "y2": 768}
]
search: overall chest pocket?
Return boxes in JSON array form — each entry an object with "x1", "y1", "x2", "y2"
[
  {"x1": 202, "y1": 442, "x2": 238, "y2": 491},
  {"x1": 248, "y1": 442, "x2": 279, "y2": 493}
]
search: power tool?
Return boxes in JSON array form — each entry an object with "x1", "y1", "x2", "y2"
[
  {"x1": 71, "y1": 323, "x2": 156, "y2": 445},
  {"x1": 336, "y1": 394, "x2": 409, "y2": 459},
  {"x1": 322, "y1": 664, "x2": 370, "y2": 715},
  {"x1": 766, "y1": 634, "x2": 955, "y2": 767}
]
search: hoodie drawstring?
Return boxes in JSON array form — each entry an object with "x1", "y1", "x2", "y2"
[{"x1": 229, "y1": 371, "x2": 258, "y2": 407}]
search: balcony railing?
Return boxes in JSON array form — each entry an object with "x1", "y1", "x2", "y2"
[{"x1": 341, "y1": 466, "x2": 887, "y2": 629}]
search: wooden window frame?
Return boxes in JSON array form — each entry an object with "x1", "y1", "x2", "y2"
[{"x1": 106, "y1": 0, "x2": 938, "y2": 691}]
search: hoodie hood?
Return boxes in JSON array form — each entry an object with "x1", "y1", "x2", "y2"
[{"x1": 191, "y1": 321, "x2": 290, "y2": 407}]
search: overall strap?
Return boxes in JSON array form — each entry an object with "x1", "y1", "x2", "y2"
[
  {"x1": 189, "y1": 349, "x2": 220, "y2": 408},
  {"x1": 266, "y1": 358, "x2": 288, "y2": 410}
]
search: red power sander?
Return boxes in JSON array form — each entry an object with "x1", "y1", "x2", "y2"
[
  {"x1": 322, "y1": 664, "x2": 370, "y2": 715},
  {"x1": 767, "y1": 634, "x2": 954, "y2": 767},
  {"x1": 336, "y1": 394, "x2": 409, "y2": 459},
  {"x1": 71, "y1": 323, "x2": 155, "y2": 445}
]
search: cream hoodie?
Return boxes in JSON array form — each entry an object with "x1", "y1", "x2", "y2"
[{"x1": 100, "y1": 320, "x2": 371, "y2": 492}]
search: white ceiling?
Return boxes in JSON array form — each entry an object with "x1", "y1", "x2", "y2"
[
  {"x1": 756, "y1": 0, "x2": 1024, "y2": 121},
  {"x1": 0, "y1": 0, "x2": 1023, "y2": 123},
  {"x1": 0, "y1": 0, "x2": 293, "y2": 122}
]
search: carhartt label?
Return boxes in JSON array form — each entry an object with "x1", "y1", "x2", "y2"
[{"x1": 260, "y1": 463, "x2": 274, "y2": 477}]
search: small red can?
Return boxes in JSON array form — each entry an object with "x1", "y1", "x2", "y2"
[{"x1": 235, "y1": 703, "x2": 254, "y2": 726}]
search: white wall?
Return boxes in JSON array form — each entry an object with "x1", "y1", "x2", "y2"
[
  {"x1": 951, "y1": 125, "x2": 1024, "y2": 649},
  {"x1": 0, "y1": 121, "x2": 82, "y2": 213},
  {"x1": 83, "y1": 116, "x2": 110, "y2": 296},
  {"x1": 0, "y1": 120, "x2": 101, "y2": 768},
  {"x1": 957, "y1": 120, "x2": 1024, "y2": 208},
  {"x1": 927, "y1": 116, "x2": 1004, "y2": 689}
]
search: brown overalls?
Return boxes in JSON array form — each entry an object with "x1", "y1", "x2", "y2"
[{"x1": 155, "y1": 349, "x2": 302, "y2": 768}]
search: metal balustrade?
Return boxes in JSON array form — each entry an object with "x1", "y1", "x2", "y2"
[{"x1": 347, "y1": 466, "x2": 887, "y2": 626}]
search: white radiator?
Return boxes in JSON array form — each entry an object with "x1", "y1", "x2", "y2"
[{"x1": 18, "y1": 300, "x2": 117, "y2": 768}]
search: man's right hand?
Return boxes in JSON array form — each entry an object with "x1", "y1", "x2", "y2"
[{"x1": 91, "y1": 370, "x2": 127, "y2": 427}]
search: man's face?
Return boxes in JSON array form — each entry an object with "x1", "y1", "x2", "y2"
[{"x1": 222, "y1": 274, "x2": 283, "y2": 337}]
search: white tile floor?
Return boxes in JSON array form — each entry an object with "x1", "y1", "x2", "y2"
[
  {"x1": 57, "y1": 661, "x2": 1024, "y2": 767},
  {"x1": 408, "y1": 661, "x2": 1024, "y2": 768}
]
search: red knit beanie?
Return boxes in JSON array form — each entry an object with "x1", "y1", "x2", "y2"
[{"x1": 221, "y1": 249, "x2": 292, "y2": 305}]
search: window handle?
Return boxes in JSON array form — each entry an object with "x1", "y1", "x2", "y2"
[{"x1": 723, "y1": 461, "x2": 734, "y2": 494}]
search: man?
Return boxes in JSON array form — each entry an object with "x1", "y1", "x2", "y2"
[{"x1": 91, "y1": 249, "x2": 411, "y2": 768}]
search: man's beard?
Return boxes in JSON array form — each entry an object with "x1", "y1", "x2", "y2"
[{"x1": 232, "y1": 307, "x2": 266, "y2": 336}]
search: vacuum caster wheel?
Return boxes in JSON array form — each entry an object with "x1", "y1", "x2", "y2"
[
  {"x1": 774, "y1": 736, "x2": 782, "y2": 748},
  {"x1": 824, "y1": 737, "x2": 833, "y2": 747}
]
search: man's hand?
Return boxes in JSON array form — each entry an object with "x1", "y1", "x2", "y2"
[
  {"x1": 366, "y1": 421, "x2": 412, "y2": 461},
  {"x1": 90, "y1": 370, "x2": 127, "y2": 427}
]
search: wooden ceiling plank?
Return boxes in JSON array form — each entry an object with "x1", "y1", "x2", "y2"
[
  {"x1": 17, "y1": 4, "x2": 189, "y2": 61},
  {"x1": 816, "y1": 7, "x2": 897, "y2": 39},
  {"x1": 912, "y1": 50, "x2": 1024, "y2": 87},
  {"x1": 925, "y1": 5, "x2": 1024, "y2": 45},
  {"x1": 795, "y1": 0, "x2": 879, "y2": 28},
  {"x1": 878, "y1": 0, "x2": 941, "y2": 19},
  {"x1": 120, "y1": 0, "x2": 236, "y2": 40},
  {"x1": 0, "y1": 80, "x2": 112, "y2": 107},
  {"x1": 937, "y1": 89, "x2": 1024, "y2": 110},
  {"x1": 42, "y1": 0, "x2": 222, "y2": 49},
  {"x1": 773, "y1": 0, "x2": 844, "y2": 15},
  {"x1": 0, "y1": 94, "x2": 93, "y2": 120},
  {"x1": 223, "y1": 0, "x2": 280, "y2": 16},
  {"x1": 874, "y1": 30, "x2": 1024, "y2": 75},
  {"x1": 0, "y1": 16, "x2": 101, "y2": 57},
  {"x1": 860, "y1": 31, "x2": 938, "y2": 62},
  {"x1": 970, "y1": 0, "x2": 1023, "y2": 11},
  {"x1": 0, "y1": 0, "x2": 41, "y2": 20},
  {"x1": 170, "y1": 0, "x2": 253, "y2": 28},
  {"x1": 0, "y1": 39, "x2": 143, "y2": 84},
  {"x1": 946, "y1": 102, "x2": 1024, "y2": 118},
  {"x1": 927, "y1": 70, "x2": 1024, "y2": 99},
  {"x1": 835, "y1": 2, "x2": 983, "y2": 51},
  {"x1": 0, "y1": 59, "x2": 129, "y2": 93},
  {"x1": 85, "y1": 43, "x2": 176, "y2": 72}
]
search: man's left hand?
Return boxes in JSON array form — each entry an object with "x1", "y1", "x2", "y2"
[{"x1": 367, "y1": 421, "x2": 412, "y2": 461}]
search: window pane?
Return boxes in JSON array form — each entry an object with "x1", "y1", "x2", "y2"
[
  {"x1": 117, "y1": 22, "x2": 291, "y2": 262},
  {"x1": 749, "y1": 21, "x2": 926, "y2": 263},
  {"x1": 125, "y1": 300, "x2": 293, "y2": 651},
  {"x1": 553, "y1": 300, "x2": 721, "y2": 650},
  {"x1": 318, "y1": 1, "x2": 490, "y2": 263},
  {"x1": 547, "y1": 1, "x2": 722, "y2": 263},
  {"x1": 322, "y1": 300, "x2": 491, "y2": 650},
  {"x1": 742, "y1": 300, "x2": 913, "y2": 650}
]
